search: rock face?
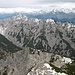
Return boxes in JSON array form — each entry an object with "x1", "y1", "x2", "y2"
[
  {"x1": 0, "y1": 14, "x2": 75, "y2": 75},
  {"x1": 0, "y1": 48, "x2": 69, "y2": 75},
  {"x1": 0, "y1": 14, "x2": 75, "y2": 57},
  {"x1": 0, "y1": 48, "x2": 29, "y2": 75}
]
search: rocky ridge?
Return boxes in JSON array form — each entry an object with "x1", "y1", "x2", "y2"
[
  {"x1": 0, "y1": 48, "x2": 71, "y2": 75},
  {"x1": 0, "y1": 14, "x2": 75, "y2": 57}
]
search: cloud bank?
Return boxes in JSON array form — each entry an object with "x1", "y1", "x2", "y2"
[{"x1": 0, "y1": 0, "x2": 75, "y2": 7}]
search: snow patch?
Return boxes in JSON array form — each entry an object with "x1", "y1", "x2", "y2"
[
  {"x1": 46, "y1": 19, "x2": 54, "y2": 23},
  {"x1": 12, "y1": 14, "x2": 28, "y2": 21},
  {"x1": 44, "y1": 63, "x2": 52, "y2": 69},
  {"x1": 62, "y1": 57, "x2": 72, "y2": 64},
  {"x1": 35, "y1": 19, "x2": 39, "y2": 23},
  {"x1": 34, "y1": 19, "x2": 39, "y2": 24},
  {"x1": 27, "y1": 63, "x2": 67, "y2": 75},
  {"x1": 58, "y1": 73, "x2": 67, "y2": 75}
]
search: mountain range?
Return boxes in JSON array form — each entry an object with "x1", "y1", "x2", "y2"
[
  {"x1": 0, "y1": 14, "x2": 75, "y2": 75},
  {"x1": 0, "y1": 14, "x2": 75, "y2": 58},
  {"x1": 0, "y1": 3, "x2": 75, "y2": 22}
]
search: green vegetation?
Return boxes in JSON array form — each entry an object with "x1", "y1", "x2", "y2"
[
  {"x1": 50, "y1": 59, "x2": 75, "y2": 75},
  {"x1": 50, "y1": 64, "x2": 65, "y2": 73},
  {"x1": 35, "y1": 40, "x2": 44, "y2": 50},
  {"x1": 0, "y1": 34, "x2": 22, "y2": 60},
  {"x1": 65, "y1": 60, "x2": 75, "y2": 75}
]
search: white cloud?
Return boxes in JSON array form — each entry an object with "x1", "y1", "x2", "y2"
[
  {"x1": 38, "y1": 0, "x2": 75, "y2": 3},
  {"x1": 0, "y1": 3, "x2": 75, "y2": 13},
  {"x1": 0, "y1": 0, "x2": 75, "y2": 7},
  {"x1": 0, "y1": 0, "x2": 38, "y2": 7}
]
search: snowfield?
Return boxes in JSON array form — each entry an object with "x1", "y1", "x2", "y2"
[{"x1": 27, "y1": 63, "x2": 67, "y2": 75}]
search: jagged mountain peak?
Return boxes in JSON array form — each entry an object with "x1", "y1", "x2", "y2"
[{"x1": 12, "y1": 14, "x2": 28, "y2": 20}]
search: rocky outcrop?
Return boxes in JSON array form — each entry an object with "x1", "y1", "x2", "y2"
[
  {"x1": 0, "y1": 14, "x2": 75, "y2": 57},
  {"x1": 0, "y1": 47, "x2": 73, "y2": 75}
]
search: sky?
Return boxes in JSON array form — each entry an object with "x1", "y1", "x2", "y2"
[{"x1": 0, "y1": 0, "x2": 75, "y2": 8}]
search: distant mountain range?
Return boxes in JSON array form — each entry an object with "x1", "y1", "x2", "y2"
[{"x1": 0, "y1": 3, "x2": 75, "y2": 22}]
